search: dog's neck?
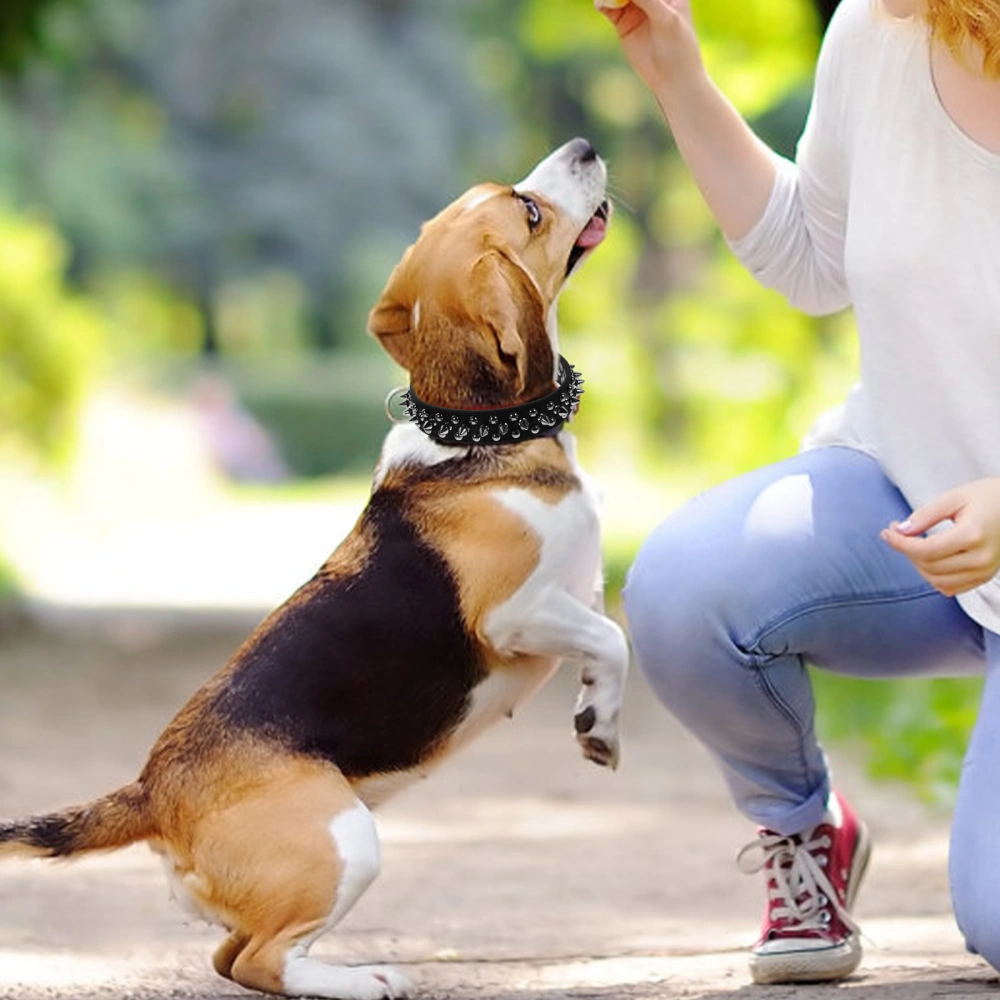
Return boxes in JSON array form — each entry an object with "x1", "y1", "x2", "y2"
[
  {"x1": 398, "y1": 356, "x2": 583, "y2": 448},
  {"x1": 408, "y1": 369, "x2": 556, "y2": 412},
  {"x1": 405, "y1": 302, "x2": 561, "y2": 411},
  {"x1": 407, "y1": 347, "x2": 559, "y2": 412}
]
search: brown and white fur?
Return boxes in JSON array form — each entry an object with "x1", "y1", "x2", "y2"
[{"x1": 0, "y1": 139, "x2": 628, "y2": 1000}]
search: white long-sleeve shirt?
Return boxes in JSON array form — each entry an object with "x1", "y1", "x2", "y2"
[{"x1": 728, "y1": 0, "x2": 1000, "y2": 633}]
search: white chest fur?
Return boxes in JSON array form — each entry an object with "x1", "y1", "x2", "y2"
[
  {"x1": 373, "y1": 423, "x2": 467, "y2": 488},
  {"x1": 359, "y1": 428, "x2": 606, "y2": 806},
  {"x1": 495, "y1": 482, "x2": 601, "y2": 605}
]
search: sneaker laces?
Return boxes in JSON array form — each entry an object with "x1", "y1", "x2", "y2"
[{"x1": 737, "y1": 828, "x2": 860, "y2": 937}]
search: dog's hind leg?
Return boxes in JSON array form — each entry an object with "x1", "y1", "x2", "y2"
[
  {"x1": 213, "y1": 931, "x2": 250, "y2": 980},
  {"x1": 187, "y1": 758, "x2": 409, "y2": 999}
]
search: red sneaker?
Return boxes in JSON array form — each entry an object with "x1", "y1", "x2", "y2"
[{"x1": 737, "y1": 790, "x2": 871, "y2": 984}]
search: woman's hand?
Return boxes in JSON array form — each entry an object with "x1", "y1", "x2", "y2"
[
  {"x1": 596, "y1": 0, "x2": 777, "y2": 240},
  {"x1": 881, "y1": 478, "x2": 1000, "y2": 597},
  {"x1": 596, "y1": 0, "x2": 704, "y2": 102}
]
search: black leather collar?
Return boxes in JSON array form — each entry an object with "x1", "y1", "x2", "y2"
[{"x1": 395, "y1": 356, "x2": 584, "y2": 446}]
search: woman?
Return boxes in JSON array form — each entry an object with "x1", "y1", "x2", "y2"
[{"x1": 599, "y1": 0, "x2": 1000, "y2": 984}]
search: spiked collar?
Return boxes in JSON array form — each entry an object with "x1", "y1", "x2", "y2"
[{"x1": 388, "y1": 356, "x2": 584, "y2": 446}]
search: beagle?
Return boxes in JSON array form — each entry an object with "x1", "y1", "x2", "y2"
[{"x1": 0, "y1": 138, "x2": 628, "y2": 1000}]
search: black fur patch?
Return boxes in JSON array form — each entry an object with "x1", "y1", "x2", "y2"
[
  {"x1": 0, "y1": 815, "x2": 75, "y2": 856},
  {"x1": 209, "y1": 490, "x2": 486, "y2": 777}
]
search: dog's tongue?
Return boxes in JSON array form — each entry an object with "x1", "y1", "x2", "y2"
[{"x1": 575, "y1": 213, "x2": 607, "y2": 249}]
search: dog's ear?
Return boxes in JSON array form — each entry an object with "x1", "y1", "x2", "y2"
[
  {"x1": 368, "y1": 254, "x2": 415, "y2": 369},
  {"x1": 466, "y1": 250, "x2": 548, "y2": 398}
]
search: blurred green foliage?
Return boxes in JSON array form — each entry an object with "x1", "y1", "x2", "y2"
[
  {"x1": 0, "y1": 0, "x2": 83, "y2": 74},
  {"x1": 812, "y1": 672, "x2": 983, "y2": 806},
  {"x1": 0, "y1": 209, "x2": 105, "y2": 463},
  {"x1": 219, "y1": 356, "x2": 391, "y2": 479},
  {"x1": 0, "y1": 551, "x2": 19, "y2": 599},
  {"x1": 0, "y1": 0, "x2": 981, "y2": 798},
  {"x1": 0, "y1": 0, "x2": 503, "y2": 353}
]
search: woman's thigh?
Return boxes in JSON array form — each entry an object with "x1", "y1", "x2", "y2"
[{"x1": 624, "y1": 446, "x2": 985, "y2": 683}]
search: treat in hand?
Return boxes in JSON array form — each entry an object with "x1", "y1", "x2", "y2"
[{"x1": 594, "y1": 0, "x2": 631, "y2": 8}]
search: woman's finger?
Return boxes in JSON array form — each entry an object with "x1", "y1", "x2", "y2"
[
  {"x1": 921, "y1": 568, "x2": 990, "y2": 597},
  {"x1": 893, "y1": 489, "x2": 963, "y2": 536},
  {"x1": 594, "y1": 0, "x2": 631, "y2": 24},
  {"x1": 881, "y1": 525, "x2": 965, "y2": 562},
  {"x1": 881, "y1": 518, "x2": 991, "y2": 560},
  {"x1": 907, "y1": 550, "x2": 980, "y2": 575},
  {"x1": 618, "y1": 0, "x2": 679, "y2": 26}
]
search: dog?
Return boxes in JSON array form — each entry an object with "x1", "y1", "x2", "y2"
[{"x1": 0, "y1": 138, "x2": 628, "y2": 1000}]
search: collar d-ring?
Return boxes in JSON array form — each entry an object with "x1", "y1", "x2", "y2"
[{"x1": 384, "y1": 386, "x2": 412, "y2": 423}]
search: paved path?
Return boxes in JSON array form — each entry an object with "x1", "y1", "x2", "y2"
[{"x1": 0, "y1": 622, "x2": 995, "y2": 999}]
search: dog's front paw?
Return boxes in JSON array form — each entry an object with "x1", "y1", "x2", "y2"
[
  {"x1": 577, "y1": 729, "x2": 620, "y2": 769},
  {"x1": 573, "y1": 701, "x2": 620, "y2": 769}
]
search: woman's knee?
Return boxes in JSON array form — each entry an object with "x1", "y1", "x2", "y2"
[
  {"x1": 625, "y1": 518, "x2": 698, "y2": 634},
  {"x1": 622, "y1": 514, "x2": 738, "y2": 697},
  {"x1": 621, "y1": 452, "x2": 876, "y2": 704}
]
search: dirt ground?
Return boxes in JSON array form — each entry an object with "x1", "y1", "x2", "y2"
[{"x1": 0, "y1": 615, "x2": 996, "y2": 1000}]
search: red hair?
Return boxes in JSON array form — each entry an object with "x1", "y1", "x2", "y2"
[{"x1": 923, "y1": 0, "x2": 1000, "y2": 77}]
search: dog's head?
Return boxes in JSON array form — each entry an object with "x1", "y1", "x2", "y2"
[{"x1": 369, "y1": 138, "x2": 609, "y2": 410}]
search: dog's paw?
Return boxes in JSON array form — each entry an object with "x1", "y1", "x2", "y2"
[
  {"x1": 573, "y1": 702, "x2": 620, "y2": 769},
  {"x1": 574, "y1": 705, "x2": 597, "y2": 734},
  {"x1": 577, "y1": 731, "x2": 620, "y2": 769}
]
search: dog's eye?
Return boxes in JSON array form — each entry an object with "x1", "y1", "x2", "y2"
[{"x1": 519, "y1": 195, "x2": 542, "y2": 231}]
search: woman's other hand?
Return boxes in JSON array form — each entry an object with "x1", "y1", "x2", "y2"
[{"x1": 881, "y1": 478, "x2": 1000, "y2": 596}]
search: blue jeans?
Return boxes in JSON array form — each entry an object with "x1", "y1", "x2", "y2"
[{"x1": 622, "y1": 446, "x2": 1000, "y2": 968}]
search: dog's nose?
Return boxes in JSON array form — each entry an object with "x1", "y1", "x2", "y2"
[{"x1": 568, "y1": 137, "x2": 598, "y2": 164}]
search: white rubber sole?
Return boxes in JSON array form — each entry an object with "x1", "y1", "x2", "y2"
[
  {"x1": 749, "y1": 821, "x2": 872, "y2": 985},
  {"x1": 750, "y1": 934, "x2": 862, "y2": 984}
]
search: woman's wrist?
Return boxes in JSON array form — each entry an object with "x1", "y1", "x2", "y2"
[{"x1": 652, "y1": 63, "x2": 714, "y2": 126}]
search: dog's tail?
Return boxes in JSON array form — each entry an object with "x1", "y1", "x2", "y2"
[{"x1": 0, "y1": 782, "x2": 153, "y2": 860}]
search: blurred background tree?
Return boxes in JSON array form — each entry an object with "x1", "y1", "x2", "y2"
[
  {"x1": 0, "y1": 0, "x2": 845, "y2": 480},
  {"x1": 0, "y1": 0, "x2": 978, "y2": 801},
  {"x1": 0, "y1": 0, "x2": 83, "y2": 73}
]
